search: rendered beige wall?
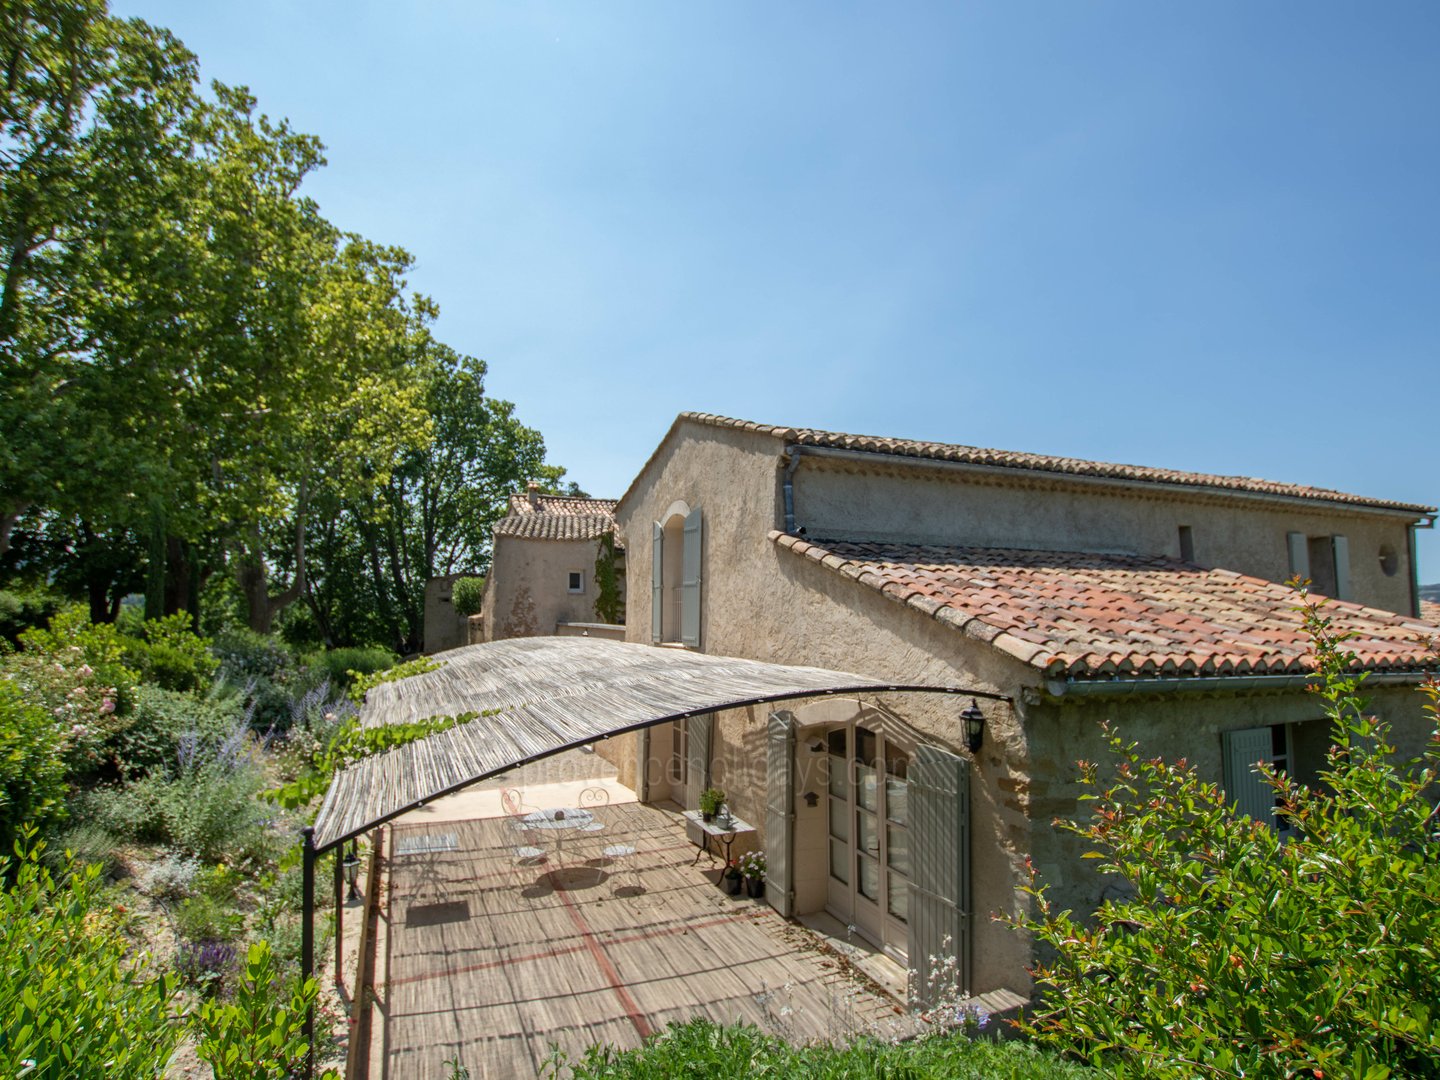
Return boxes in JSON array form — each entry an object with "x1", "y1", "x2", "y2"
[
  {"x1": 423, "y1": 574, "x2": 471, "y2": 655},
  {"x1": 613, "y1": 417, "x2": 1435, "y2": 997},
  {"x1": 482, "y1": 535, "x2": 605, "y2": 642},
  {"x1": 618, "y1": 422, "x2": 1040, "y2": 994},
  {"x1": 794, "y1": 457, "x2": 1419, "y2": 615}
]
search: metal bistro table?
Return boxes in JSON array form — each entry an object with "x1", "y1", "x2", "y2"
[
  {"x1": 683, "y1": 810, "x2": 755, "y2": 885},
  {"x1": 520, "y1": 807, "x2": 596, "y2": 865}
]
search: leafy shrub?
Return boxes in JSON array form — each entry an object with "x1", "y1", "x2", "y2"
[
  {"x1": 311, "y1": 645, "x2": 396, "y2": 689},
  {"x1": 47, "y1": 821, "x2": 128, "y2": 881},
  {"x1": 0, "y1": 583, "x2": 64, "y2": 644},
  {"x1": 115, "y1": 683, "x2": 246, "y2": 779},
  {"x1": 1010, "y1": 595, "x2": 1440, "y2": 1080},
  {"x1": 0, "y1": 832, "x2": 182, "y2": 1077},
  {"x1": 548, "y1": 1018, "x2": 1091, "y2": 1078},
  {"x1": 452, "y1": 575, "x2": 485, "y2": 617},
  {"x1": 174, "y1": 892, "x2": 245, "y2": 944},
  {"x1": 0, "y1": 679, "x2": 67, "y2": 855},
  {"x1": 212, "y1": 626, "x2": 316, "y2": 732},
  {"x1": 126, "y1": 612, "x2": 218, "y2": 692},
  {"x1": 85, "y1": 723, "x2": 272, "y2": 861},
  {"x1": 192, "y1": 940, "x2": 341, "y2": 1080},
  {"x1": 142, "y1": 849, "x2": 201, "y2": 900}
]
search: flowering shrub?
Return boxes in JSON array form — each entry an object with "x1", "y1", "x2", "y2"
[
  {"x1": 1007, "y1": 594, "x2": 1440, "y2": 1079},
  {"x1": 0, "y1": 679, "x2": 68, "y2": 855},
  {"x1": 1, "y1": 648, "x2": 130, "y2": 778},
  {"x1": 176, "y1": 939, "x2": 237, "y2": 996},
  {"x1": 736, "y1": 850, "x2": 766, "y2": 881}
]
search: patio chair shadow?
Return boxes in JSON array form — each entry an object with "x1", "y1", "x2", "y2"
[{"x1": 404, "y1": 900, "x2": 471, "y2": 928}]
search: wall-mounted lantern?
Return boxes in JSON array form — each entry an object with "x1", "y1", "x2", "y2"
[
  {"x1": 961, "y1": 698, "x2": 986, "y2": 754},
  {"x1": 342, "y1": 846, "x2": 362, "y2": 903}
]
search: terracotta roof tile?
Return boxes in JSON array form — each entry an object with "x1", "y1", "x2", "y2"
[
  {"x1": 771, "y1": 532, "x2": 1437, "y2": 680},
  {"x1": 682, "y1": 413, "x2": 1434, "y2": 515},
  {"x1": 494, "y1": 494, "x2": 619, "y2": 543}
]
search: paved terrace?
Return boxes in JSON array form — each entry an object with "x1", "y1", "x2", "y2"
[{"x1": 366, "y1": 785, "x2": 923, "y2": 1078}]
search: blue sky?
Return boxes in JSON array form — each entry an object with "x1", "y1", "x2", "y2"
[{"x1": 114, "y1": 2, "x2": 1440, "y2": 579}]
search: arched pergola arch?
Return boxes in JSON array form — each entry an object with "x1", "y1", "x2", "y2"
[{"x1": 299, "y1": 636, "x2": 1007, "y2": 1071}]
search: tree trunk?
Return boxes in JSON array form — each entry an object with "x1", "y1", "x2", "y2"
[{"x1": 237, "y1": 497, "x2": 308, "y2": 634}]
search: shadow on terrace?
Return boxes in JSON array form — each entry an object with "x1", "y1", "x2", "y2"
[{"x1": 362, "y1": 754, "x2": 921, "y2": 1079}]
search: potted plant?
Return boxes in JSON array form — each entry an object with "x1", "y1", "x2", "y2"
[
  {"x1": 698, "y1": 787, "x2": 725, "y2": 823},
  {"x1": 737, "y1": 851, "x2": 766, "y2": 899},
  {"x1": 722, "y1": 860, "x2": 743, "y2": 895}
]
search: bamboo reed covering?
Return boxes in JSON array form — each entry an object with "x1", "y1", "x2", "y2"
[{"x1": 313, "y1": 637, "x2": 936, "y2": 851}]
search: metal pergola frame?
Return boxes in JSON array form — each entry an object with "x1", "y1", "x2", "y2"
[{"x1": 298, "y1": 637, "x2": 1010, "y2": 1074}]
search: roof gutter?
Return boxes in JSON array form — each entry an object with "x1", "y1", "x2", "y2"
[
  {"x1": 1040, "y1": 669, "x2": 1432, "y2": 700},
  {"x1": 783, "y1": 444, "x2": 1433, "y2": 521},
  {"x1": 782, "y1": 445, "x2": 808, "y2": 534}
]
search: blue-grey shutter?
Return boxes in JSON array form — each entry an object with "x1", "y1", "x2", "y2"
[
  {"x1": 765, "y1": 710, "x2": 796, "y2": 917},
  {"x1": 908, "y1": 743, "x2": 971, "y2": 1005},
  {"x1": 684, "y1": 714, "x2": 713, "y2": 846},
  {"x1": 651, "y1": 522, "x2": 663, "y2": 644},
  {"x1": 1287, "y1": 532, "x2": 1310, "y2": 582},
  {"x1": 681, "y1": 507, "x2": 702, "y2": 648},
  {"x1": 1331, "y1": 535, "x2": 1351, "y2": 600},
  {"x1": 1222, "y1": 727, "x2": 1274, "y2": 826}
]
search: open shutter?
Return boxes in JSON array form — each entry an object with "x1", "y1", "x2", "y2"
[
  {"x1": 1287, "y1": 532, "x2": 1310, "y2": 582},
  {"x1": 908, "y1": 744, "x2": 971, "y2": 1005},
  {"x1": 651, "y1": 522, "x2": 664, "y2": 643},
  {"x1": 681, "y1": 507, "x2": 703, "y2": 648},
  {"x1": 765, "y1": 710, "x2": 797, "y2": 917},
  {"x1": 1331, "y1": 535, "x2": 1351, "y2": 600},
  {"x1": 684, "y1": 714, "x2": 713, "y2": 846},
  {"x1": 1222, "y1": 727, "x2": 1274, "y2": 827}
]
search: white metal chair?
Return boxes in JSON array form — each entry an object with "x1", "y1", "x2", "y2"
[{"x1": 501, "y1": 787, "x2": 548, "y2": 877}]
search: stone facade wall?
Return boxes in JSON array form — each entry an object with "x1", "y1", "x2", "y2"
[{"x1": 481, "y1": 535, "x2": 606, "y2": 642}]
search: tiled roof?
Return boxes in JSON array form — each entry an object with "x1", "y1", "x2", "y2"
[
  {"x1": 494, "y1": 494, "x2": 619, "y2": 542},
  {"x1": 681, "y1": 413, "x2": 1434, "y2": 515},
  {"x1": 1421, "y1": 599, "x2": 1440, "y2": 627},
  {"x1": 772, "y1": 532, "x2": 1437, "y2": 681}
]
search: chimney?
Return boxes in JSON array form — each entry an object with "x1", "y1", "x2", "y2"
[{"x1": 526, "y1": 481, "x2": 541, "y2": 510}]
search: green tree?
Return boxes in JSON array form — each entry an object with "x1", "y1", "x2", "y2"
[
  {"x1": 303, "y1": 349, "x2": 563, "y2": 651},
  {"x1": 1010, "y1": 594, "x2": 1440, "y2": 1079},
  {"x1": 0, "y1": 0, "x2": 200, "y2": 557}
]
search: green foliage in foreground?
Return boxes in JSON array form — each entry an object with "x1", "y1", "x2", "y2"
[
  {"x1": 546, "y1": 1019, "x2": 1091, "y2": 1079},
  {"x1": 0, "y1": 832, "x2": 181, "y2": 1078},
  {"x1": 1010, "y1": 593, "x2": 1440, "y2": 1079},
  {"x1": 192, "y1": 940, "x2": 339, "y2": 1080}
]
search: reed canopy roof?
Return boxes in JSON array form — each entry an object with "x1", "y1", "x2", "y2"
[{"x1": 312, "y1": 637, "x2": 969, "y2": 852}]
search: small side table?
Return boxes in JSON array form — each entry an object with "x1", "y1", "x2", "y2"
[{"x1": 682, "y1": 810, "x2": 756, "y2": 885}]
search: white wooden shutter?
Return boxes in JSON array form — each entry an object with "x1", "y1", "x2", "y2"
[
  {"x1": 651, "y1": 522, "x2": 663, "y2": 643},
  {"x1": 1222, "y1": 727, "x2": 1274, "y2": 827},
  {"x1": 1287, "y1": 532, "x2": 1310, "y2": 581},
  {"x1": 681, "y1": 508, "x2": 702, "y2": 648},
  {"x1": 908, "y1": 743, "x2": 971, "y2": 1005},
  {"x1": 684, "y1": 714, "x2": 713, "y2": 846},
  {"x1": 1331, "y1": 535, "x2": 1351, "y2": 600},
  {"x1": 765, "y1": 710, "x2": 796, "y2": 917}
]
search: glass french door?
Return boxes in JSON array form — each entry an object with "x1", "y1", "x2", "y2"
[{"x1": 826, "y1": 725, "x2": 910, "y2": 959}]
